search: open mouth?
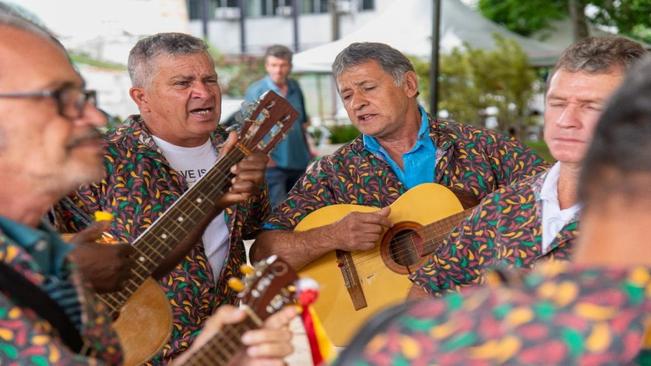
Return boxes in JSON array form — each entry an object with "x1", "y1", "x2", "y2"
[
  {"x1": 189, "y1": 107, "x2": 214, "y2": 117},
  {"x1": 357, "y1": 113, "x2": 376, "y2": 122}
]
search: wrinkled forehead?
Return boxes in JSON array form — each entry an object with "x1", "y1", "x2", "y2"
[
  {"x1": 0, "y1": 25, "x2": 81, "y2": 91},
  {"x1": 149, "y1": 51, "x2": 216, "y2": 78}
]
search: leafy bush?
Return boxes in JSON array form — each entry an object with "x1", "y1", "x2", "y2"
[
  {"x1": 411, "y1": 34, "x2": 538, "y2": 138},
  {"x1": 328, "y1": 125, "x2": 360, "y2": 144}
]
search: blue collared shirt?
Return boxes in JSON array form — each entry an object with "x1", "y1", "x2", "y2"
[
  {"x1": 244, "y1": 76, "x2": 311, "y2": 170},
  {"x1": 0, "y1": 215, "x2": 82, "y2": 330},
  {"x1": 363, "y1": 106, "x2": 437, "y2": 189},
  {"x1": 0, "y1": 216, "x2": 73, "y2": 276}
]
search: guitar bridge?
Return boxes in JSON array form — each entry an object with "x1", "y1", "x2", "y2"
[{"x1": 336, "y1": 250, "x2": 367, "y2": 310}]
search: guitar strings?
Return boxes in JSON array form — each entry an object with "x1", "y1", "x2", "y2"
[{"x1": 345, "y1": 209, "x2": 471, "y2": 266}]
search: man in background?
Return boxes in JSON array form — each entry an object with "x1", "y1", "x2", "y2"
[{"x1": 245, "y1": 44, "x2": 313, "y2": 207}]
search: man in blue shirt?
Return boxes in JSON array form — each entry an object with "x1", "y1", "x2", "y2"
[{"x1": 245, "y1": 45, "x2": 312, "y2": 207}]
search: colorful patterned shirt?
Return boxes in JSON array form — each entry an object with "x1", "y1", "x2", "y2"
[
  {"x1": 265, "y1": 117, "x2": 546, "y2": 230},
  {"x1": 410, "y1": 169, "x2": 579, "y2": 296},
  {"x1": 338, "y1": 262, "x2": 651, "y2": 366},
  {"x1": 0, "y1": 227, "x2": 122, "y2": 365},
  {"x1": 53, "y1": 115, "x2": 269, "y2": 364}
]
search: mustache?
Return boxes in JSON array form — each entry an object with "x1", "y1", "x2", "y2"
[{"x1": 66, "y1": 127, "x2": 105, "y2": 149}]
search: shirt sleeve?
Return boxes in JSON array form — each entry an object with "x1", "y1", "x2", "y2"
[
  {"x1": 52, "y1": 184, "x2": 104, "y2": 233},
  {"x1": 410, "y1": 190, "x2": 504, "y2": 296},
  {"x1": 244, "y1": 82, "x2": 261, "y2": 103},
  {"x1": 263, "y1": 156, "x2": 338, "y2": 231},
  {"x1": 483, "y1": 129, "x2": 548, "y2": 187},
  {"x1": 238, "y1": 184, "x2": 271, "y2": 240},
  {"x1": 0, "y1": 294, "x2": 103, "y2": 366}
]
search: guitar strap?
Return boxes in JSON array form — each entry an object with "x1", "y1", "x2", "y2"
[{"x1": 0, "y1": 261, "x2": 84, "y2": 354}]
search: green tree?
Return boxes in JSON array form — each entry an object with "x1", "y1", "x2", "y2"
[
  {"x1": 478, "y1": 0, "x2": 651, "y2": 43},
  {"x1": 413, "y1": 35, "x2": 537, "y2": 137}
]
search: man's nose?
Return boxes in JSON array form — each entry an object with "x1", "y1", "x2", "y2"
[
  {"x1": 190, "y1": 82, "x2": 213, "y2": 98},
  {"x1": 556, "y1": 103, "x2": 582, "y2": 128},
  {"x1": 77, "y1": 103, "x2": 107, "y2": 128},
  {"x1": 350, "y1": 93, "x2": 368, "y2": 110}
]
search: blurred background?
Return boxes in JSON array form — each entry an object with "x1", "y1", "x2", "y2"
[{"x1": 9, "y1": 0, "x2": 651, "y2": 161}]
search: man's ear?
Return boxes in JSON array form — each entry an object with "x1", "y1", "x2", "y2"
[
  {"x1": 403, "y1": 71, "x2": 419, "y2": 98},
  {"x1": 129, "y1": 87, "x2": 148, "y2": 112}
]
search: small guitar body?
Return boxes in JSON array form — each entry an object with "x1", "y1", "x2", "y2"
[
  {"x1": 113, "y1": 278, "x2": 171, "y2": 366},
  {"x1": 296, "y1": 183, "x2": 471, "y2": 346}
]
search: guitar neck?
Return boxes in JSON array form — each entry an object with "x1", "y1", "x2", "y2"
[
  {"x1": 420, "y1": 207, "x2": 475, "y2": 254},
  {"x1": 184, "y1": 314, "x2": 258, "y2": 365},
  {"x1": 98, "y1": 146, "x2": 247, "y2": 312}
]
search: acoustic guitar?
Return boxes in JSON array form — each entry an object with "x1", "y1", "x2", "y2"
[
  {"x1": 65, "y1": 91, "x2": 298, "y2": 365},
  {"x1": 182, "y1": 255, "x2": 298, "y2": 365},
  {"x1": 296, "y1": 183, "x2": 477, "y2": 346}
]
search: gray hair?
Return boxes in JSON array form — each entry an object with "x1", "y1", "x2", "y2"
[
  {"x1": 264, "y1": 44, "x2": 293, "y2": 63},
  {"x1": 332, "y1": 42, "x2": 415, "y2": 85},
  {"x1": 0, "y1": 5, "x2": 60, "y2": 47},
  {"x1": 128, "y1": 32, "x2": 208, "y2": 87},
  {"x1": 549, "y1": 36, "x2": 646, "y2": 82}
]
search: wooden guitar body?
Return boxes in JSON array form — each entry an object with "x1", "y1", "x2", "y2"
[
  {"x1": 296, "y1": 183, "x2": 466, "y2": 346},
  {"x1": 113, "y1": 278, "x2": 172, "y2": 366}
]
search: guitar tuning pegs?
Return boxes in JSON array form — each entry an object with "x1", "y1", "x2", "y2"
[
  {"x1": 237, "y1": 101, "x2": 258, "y2": 121},
  {"x1": 227, "y1": 277, "x2": 245, "y2": 293},
  {"x1": 240, "y1": 264, "x2": 255, "y2": 276}
]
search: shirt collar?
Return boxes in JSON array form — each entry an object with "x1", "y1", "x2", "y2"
[
  {"x1": 539, "y1": 161, "x2": 561, "y2": 202},
  {"x1": 263, "y1": 75, "x2": 294, "y2": 95},
  {"x1": 0, "y1": 216, "x2": 73, "y2": 276},
  {"x1": 363, "y1": 105, "x2": 430, "y2": 153}
]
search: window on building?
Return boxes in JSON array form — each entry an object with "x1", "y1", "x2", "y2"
[
  {"x1": 301, "y1": 0, "x2": 328, "y2": 14},
  {"x1": 359, "y1": 0, "x2": 374, "y2": 11},
  {"x1": 190, "y1": 0, "x2": 372, "y2": 19},
  {"x1": 188, "y1": 0, "x2": 240, "y2": 20}
]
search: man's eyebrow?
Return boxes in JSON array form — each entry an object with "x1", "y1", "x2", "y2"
[
  {"x1": 547, "y1": 94, "x2": 606, "y2": 104},
  {"x1": 169, "y1": 75, "x2": 194, "y2": 80}
]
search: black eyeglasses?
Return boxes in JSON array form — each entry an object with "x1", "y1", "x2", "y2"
[{"x1": 0, "y1": 85, "x2": 97, "y2": 120}]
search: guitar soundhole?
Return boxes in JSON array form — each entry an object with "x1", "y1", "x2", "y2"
[{"x1": 387, "y1": 229, "x2": 421, "y2": 267}]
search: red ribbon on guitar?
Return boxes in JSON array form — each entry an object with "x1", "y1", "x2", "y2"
[{"x1": 296, "y1": 278, "x2": 334, "y2": 366}]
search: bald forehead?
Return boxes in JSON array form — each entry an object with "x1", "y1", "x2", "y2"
[{"x1": 0, "y1": 25, "x2": 79, "y2": 90}]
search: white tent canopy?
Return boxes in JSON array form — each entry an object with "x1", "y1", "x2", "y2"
[{"x1": 293, "y1": 0, "x2": 559, "y2": 73}]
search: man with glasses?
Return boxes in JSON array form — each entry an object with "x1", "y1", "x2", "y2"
[{"x1": 0, "y1": 10, "x2": 295, "y2": 365}]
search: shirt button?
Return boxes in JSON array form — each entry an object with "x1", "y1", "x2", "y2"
[{"x1": 35, "y1": 240, "x2": 47, "y2": 251}]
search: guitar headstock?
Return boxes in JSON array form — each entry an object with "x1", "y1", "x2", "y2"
[
  {"x1": 232, "y1": 255, "x2": 298, "y2": 323},
  {"x1": 236, "y1": 91, "x2": 298, "y2": 155}
]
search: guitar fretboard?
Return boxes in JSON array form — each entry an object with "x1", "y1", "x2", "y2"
[
  {"x1": 98, "y1": 146, "x2": 247, "y2": 313},
  {"x1": 419, "y1": 208, "x2": 475, "y2": 254},
  {"x1": 184, "y1": 314, "x2": 258, "y2": 365}
]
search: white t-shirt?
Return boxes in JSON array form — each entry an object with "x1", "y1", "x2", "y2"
[
  {"x1": 540, "y1": 162, "x2": 581, "y2": 253},
  {"x1": 152, "y1": 135, "x2": 230, "y2": 282}
]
